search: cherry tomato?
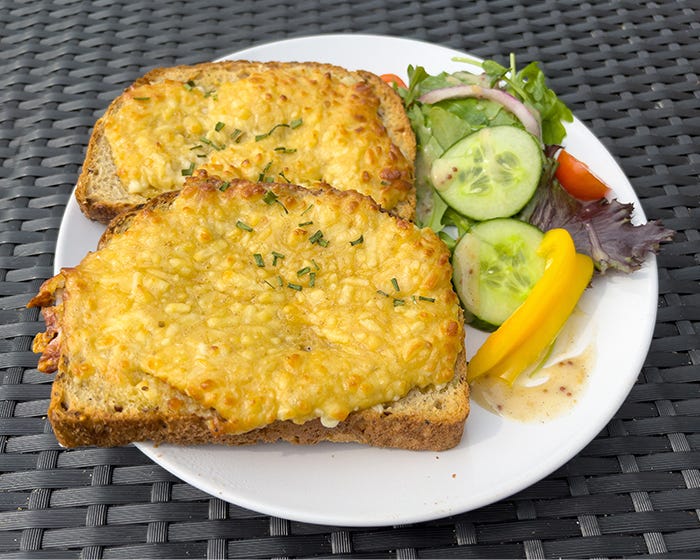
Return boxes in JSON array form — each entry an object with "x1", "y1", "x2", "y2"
[
  {"x1": 555, "y1": 149, "x2": 611, "y2": 200},
  {"x1": 380, "y1": 73, "x2": 407, "y2": 89}
]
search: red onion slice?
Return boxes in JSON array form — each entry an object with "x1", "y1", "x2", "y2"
[{"x1": 418, "y1": 85, "x2": 542, "y2": 140}]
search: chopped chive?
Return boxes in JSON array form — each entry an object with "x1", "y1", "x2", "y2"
[
  {"x1": 272, "y1": 251, "x2": 285, "y2": 266},
  {"x1": 287, "y1": 282, "x2": 303, "y2": 291},
  {"x1": 309, "y1": 271, "x2": 316, "y2": 287},
  {"x1": 199, "y1": 136, "x2": 225, "y2": 151},
  {"x1": 255, "y1": 119, "x2": 303, "y2": 141},
  {"x1": 196, "y1": 154, "x2": 207, "y2": 158},
  {"x1": 263, "y1": 190, "x2": 288, "y2": 213},
  {"x1": 189, "y1": 144, "x2": 203, "y2": 150},
  {"x1": 309, "y1": 230, "x2": 329, "y2": 246},
  {"x1": 183, "y1": 80, "x2": 196, "y2": 91},
  {"x1": 133, "y1": 96, "x2": 150, "y2": 101},
  {"x1": 219, "y1": 181, "x2": 231, "y2": 192},
  {"x1": 419, "y1": 296, "x2": 436, "y2": 302},
  {"x1": 277, "y1": 275, "x2": 284, "y2": 287},
  {"x1": 301, "y1": 204, "x2": 314, "y2": 215},
  {"x1": 393, "y1": 298, "x2": 405, "y2": 307},
  {"x1": 215, "y1": 121, "x2": 225, "y2": 132},
  {"x1": 311, "y1": 259, "x2": 320, "y2": 270},
  {"x1": 236, "y1": 220, "x2": 253, "y2": 232},
  {"x1": 263, "y1": 191, "x2": 279, "y2": 205},
  {"x1": 181, "y1": 162, "x2": 195, "y2": 176},
  {"x1": 253, "y1": 253, "x2": 265, "y2": 267},
  {"x1": 278, "y1": 171, "x2": 291, "y2": 183},
  {"x1": 264, "y1": 280, "x2": 276, "y2": 288},
  {"x1": 274, "y1": 146, "x2": 297, "y2": 153},
  {"x1": 204, "y1": 88, "x2": 217, "y2": 98},
  {"x1": 350, "y1": 234, "x2": 364, "y2": 246},
  {"x1": 298, "y1": 221, "x2": 313, "y2": 227},
  {"x1": 257, "y1": 161, "x2": 273, "y2": 182},
  {"x1": 297, "y1": 266, "x2": 311, "y2": 277},
  {"x1": 255, "y1": 123, "x2": 286, "y2": 141},
  {"x1": 391, "y1": 278, "x2": 400, "y2": 292},
  {"x1": 230, "y1": 128, "x2": 243, "y2": 142},
  {"x1": 377, "y1": 290, "x2": 390, "y2": 297}
]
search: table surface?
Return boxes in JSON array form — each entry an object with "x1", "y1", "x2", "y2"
[{"x1": 1, "y1": 0, "x2": 699, "y2": 558}]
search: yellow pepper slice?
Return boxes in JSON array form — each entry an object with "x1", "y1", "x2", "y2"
[{"x1": 467, "y1": 228, "x2": 594, "y2": 384}]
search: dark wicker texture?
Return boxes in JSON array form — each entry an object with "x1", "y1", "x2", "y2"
[{"x1": 1, "y1": 0, "x2": 699, "y2": 558}]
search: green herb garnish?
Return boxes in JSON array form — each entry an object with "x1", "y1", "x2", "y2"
[
  {"x1": 350, "y1": 235, "x2": 364, "y2": 246},
  {"x1": 272, "y1": 251, "x2": 285, "y2": 266},
  {"x1": 257, "y1": 161, "x2": 273, "y2": 182},
  {"x1": 181, "y1": 162, "x2": 195, "y2": 176},
  {"x1": 236, "y1": 220, "x2": 253, "y2": 232},
  {"x1": 391, "y1": 277, "x2": 400, "y2": 292},
  {"x1": 253, "y1": 253, "x2": 265, "y2": 267},
  {"x1": 219, "y1": 181, "x2": 231, "y2": 192},
  {"x1": 287, "y1": 282, "x2": 303, "y2": 291},
  {"x1": 393, "y1": 298, "x2": 405, "y2": 307},
  {"x1": 255, "y1": 119, "x2": 303, "y2": 141},
  {"x1": 309, "y1": 272, "x2": 316, "y2": 287},
  {"x1": 297, "y1": 266, "x2": 311, "y2": 277},
  {"x1": 215, "y1": 121, "x2": 225, "y2": 132},
  {"x1": 263, "y1": 191, "x2": 279, "y2": 205},
  {"x1": 419, "y1": 295, "x2": 436, "y2": 302},
  {"x1": 199, "y1": 136, "x2": 225, "y2": 151},
  {"x1": 262, "y1": 189, "x2": 288, "y2": 213},
  {"x1": 309, "y1": 230, "x2": 328, "y2": 247}
]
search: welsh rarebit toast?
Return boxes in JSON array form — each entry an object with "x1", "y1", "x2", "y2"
[
  {"x1": 30, "y1": 173, "x2": 469, "y2": 451},
  {"x1": 75, "y1": 60, "x2": 416, "y2": 224}
]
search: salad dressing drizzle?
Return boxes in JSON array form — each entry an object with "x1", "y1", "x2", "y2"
[
  {"x1": 470, "y1": 347, "x2": 593, "y2": 422},
  {"x1": 469, "y1": 309, "x2": 596, "y2": 422}
]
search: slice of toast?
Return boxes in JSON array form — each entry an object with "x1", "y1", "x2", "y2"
[
  {"x1": 31, "y1": 173, "x2": 469, "y2": 451},
  {"x1": 75, "y1": 60, "x2": 416, "y2": 224}
]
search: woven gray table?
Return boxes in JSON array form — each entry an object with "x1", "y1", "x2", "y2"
[{"x1": 1, "y1": 0, "x2": 699, "y2": 558}]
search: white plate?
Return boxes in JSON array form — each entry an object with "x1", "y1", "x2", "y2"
[{"x1": 54, "y1": 34, "x2": 658, "y2": 526}]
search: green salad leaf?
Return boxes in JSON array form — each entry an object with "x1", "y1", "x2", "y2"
[
  {"x1": 399, "y1": 54, "x2": 671, "y2": 274},
  {"x1": 401, "y1": 55, "x2": 573, "y2": 228}
]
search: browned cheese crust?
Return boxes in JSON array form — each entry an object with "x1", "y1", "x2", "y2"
[
  {"x1": 75, "y1": 60, "x2": 417, "y2": 224},
  {"x1": 31, "y1": 174, "x2": 468, "y2": 452}
]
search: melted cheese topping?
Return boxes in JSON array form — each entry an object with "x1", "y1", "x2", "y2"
[
  {"x1": 104, "y1": 67, "x2": 413, "y2": 213},
  {"x1": 61, "y1": 179, "x2": 462, "y2": 434}
]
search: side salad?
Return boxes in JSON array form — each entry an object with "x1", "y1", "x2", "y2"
[{"x1": 381, "y1": 55, "x2": 673, "y2": 384}]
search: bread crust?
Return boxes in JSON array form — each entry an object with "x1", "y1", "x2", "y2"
[
  {"x1": 47, "y1": 351, "x2": 468, "y2": 451},
  {"x1": 76, "y1": 60, "x2": 417, "y2": 224}
]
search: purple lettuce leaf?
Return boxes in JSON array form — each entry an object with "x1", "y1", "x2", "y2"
[{"x1": 522, "y1": 172, "x2": 674, "y2": 274}]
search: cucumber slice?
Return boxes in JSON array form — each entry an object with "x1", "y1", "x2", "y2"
[
  {"x1": 430, "y1": 125, "x2": 543, "y2": 221},
  {"x1": 452, "y1": 219, "x2": 545, "y2": 330}
]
